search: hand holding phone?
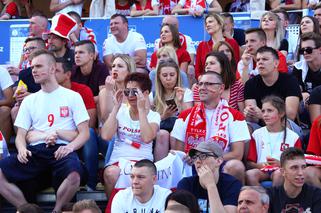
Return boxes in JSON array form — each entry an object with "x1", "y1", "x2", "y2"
[{"x1": 165, "y1": 99, "x2": 177, "y2": 109}]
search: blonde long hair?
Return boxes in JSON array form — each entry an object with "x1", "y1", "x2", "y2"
[
  {"x1": 260, "y1": 11, "x2": 284, "y2": 50},
  {"x1": 154, "y1": 59, "x2": 182, "y2": 115}
]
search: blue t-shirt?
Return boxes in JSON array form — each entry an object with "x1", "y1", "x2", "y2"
[{"x1": 177, "y1": 173, "x2": 242, "y2": 213}]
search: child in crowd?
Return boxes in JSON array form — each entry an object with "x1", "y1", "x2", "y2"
[{"x1": 246, "y1": 95, "x2": 302, "y2": 186}]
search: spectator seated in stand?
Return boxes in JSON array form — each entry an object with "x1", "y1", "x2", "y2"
[
  {"x1": 130, "y1": 0, "x2": 159, "y2": 17},
  {"x1": 294, "y1": 15, "x2": 320, "y2": 62},
  {"x1": 111, "y1": 160, "x2": 171, "y2": 212},
  {"x1": 50, "y1": 0, "x2": 84, "y2": 16},
  {"x1": 11, "y1": 37, "x2": 45, "y2": 128},
  {"x1": 259, "y1": 11, "x2": 288, "y2": 58},
  {"x1": 246, "y1": 95, "x2": 301, "y2": 187},
  {"x1": 293, "y1": 32, "x2": 321, "y2": 105},
  {"x1": 0, "y1": 66, "x2": 14, "y2": 146},
  {"x1": 193, "y1": 51, "x2": 245, "y2": 112},
  {"x1": 244, "y1": 46, "x2": 302, "y2": 134},
  {"x1": 149, "y1": 46, "x2": 190, "y2": 94},
  {"x1": 213, "y1": 41, "x2": 240, "y2": 80},
  {"x1": 237, "y1": 186, "x2": 269, "y2": 213},
  {"x1": 313, "y1": 3, "x2": 321, "y2": 32},
  {"x1": 177, "y1": 141, "x2": 242, "y2": 212},
  {"x1": 274, "y1": 9, "x2": 298, "y2": 62},
  {"x1": 100, "y1": 72, "x2": 160, "y2": 199},
  {"x1": 171, "y1": 0, "x2": 222, "y2": 16},
  {"x1": 152, "y1": 59, "x2": 193, "y2": 161},
  {"x1": 172, "y1": 71, "x2": 251, "y2": 183},
  {"x1": 103, "y1": 14, "x2": 147, "y2": 73},
  {"x1": 99, "y1": 54, "x2": 136, "y2": 124},
  {"x1": 222, "y1": 13, "x2": 245, "y2": 46},
  {"x1": 45, "y1": 13, "x2": 77, "y2": 65},
  {"x1": 71, "y1": 40, "x2": 109, "y2": 100},
  {"x1": 238, "y1": 28, "x2": 288, "y2": 83},
  {"x1": 0, "y1": 49, "x2": 89, "y2": 213},
  {"x1": 268, "y1": 147, "x2": 321, "y2": 212},
  {"x1": 164, "y1": 190, "x2": 200, "y2": 213},
  {"x1": 67, "y1": 11, "x2": 98, "y2": 54},
  {"x1": 72, "y1": 199, "x2": 101, "y2": 213},
  {"x1": 195, "y1": 13, "x2": 240, "y2": 80},
  {"x1": 0, "y1": 0, "x2": 19, "y2": 20},
  {"x1": 55, "y1": 58, "x2": 99, "y2": 191},
  {"x1": 150, "y1": 23, "x2": 191, "y2": 73}
]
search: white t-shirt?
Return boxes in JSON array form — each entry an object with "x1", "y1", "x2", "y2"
[
  {"x1": 111, "y1": 185, "x2": 171, "y2": 213},
  {"x1": 248, "y1": 127, "x2": 301, "y2": 163},
  {"x1": 178, "y1": 0, "x2": 212, "y2": 8},
  {"x1": 15, "y1": 86, "x2": 89, "y2": 145},
  {"x1": 108, "y1": 104, "x2": 161, "y2": 164},
  {"x1": 103, "y1": 31, "x2": 147, "y2": 57},
  {"x1": 237, "y1": 58, "x2": 259, "y2": 78},
  {"x1": 57, "y1": 0, "x2": 83, "y2": 16},
  {"x1": 0, "y1": 67, "x2": 13, "y2": 100}
]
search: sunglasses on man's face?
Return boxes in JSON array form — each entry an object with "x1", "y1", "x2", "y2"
[
  {"x1": 124, "y1": 88, "x2": 138, "y2": 97},
  {"x1": 299, "y1": 47, "x2": 318, "y2": 55}
]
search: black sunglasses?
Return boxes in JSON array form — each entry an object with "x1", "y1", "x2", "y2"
[
  {"x1": 124, "y1": 88, "x2": 138, "y2": 97},
  {"x1": 299, "y1": 47, "x2": 318, "y2": 55},
  {"x1": 191, "y1": 152, "x2": 217, "y2": 161}
]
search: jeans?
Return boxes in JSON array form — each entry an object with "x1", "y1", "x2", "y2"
[{"x1": 81, "y1": 128, "x2": 108, "y2": 189}]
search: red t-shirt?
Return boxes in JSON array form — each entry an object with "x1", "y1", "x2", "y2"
[
  {"x1": 116, "y1": 1, "x2": 131, "y2": 16},
  {"x1": 276, "y1": 51, "x2": 288, "y2": 73},
  {"x1": 71, "y1": 82, "x2": 96, "y2": 110},
  {"x1": 3, "y1": 2, "x2": 19, "y2": 18},
  {"x1": 149, "y1": 47, "x2": 191, "y2": 69},
  {"x1": 307, "y1": 116, "x2": 321, "y2": 156},
  {"x1": 195, "y1": 38, "x2": 240, "y2": 79},
  {"x1": 133, "y1": 0, "x2": 153, "y2": 10}
]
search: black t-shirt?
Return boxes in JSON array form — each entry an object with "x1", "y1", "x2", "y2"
[
  {"x1": 18, "y1": 67, "x2": 40, "y2": 93},
  {"x1": 56, "y1": 48, "x2": 75, "y2": 66},
  {"x1": 268, "y1": 184, "x2": 321, "y2": 213},
  {"x1": 244, "y1": 73, "x2": 302, "y2": 108},
  {"x1": 292, "y1": 66, "x2": 321, "y2": 93},
  {"x1": 279, "y1": 39, "x2": 289, "y2": 52},
  {"x1": 308, "y1": 85, "x2": 321, "y2": 105},
  {"x1": 71, "y1": 60, "x2": 109, "y2": 96},
  {"x1": 177, "y1": 173, "x2": 242, "y2": 212}
]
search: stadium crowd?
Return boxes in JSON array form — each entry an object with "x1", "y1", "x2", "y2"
[{"x1": 2, "y1": 0, "x2": 321, "y2": 212}]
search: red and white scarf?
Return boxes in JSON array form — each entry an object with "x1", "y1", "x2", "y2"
[{"x1": 185, "y1": 99, "x2": 230, "y2": 153}]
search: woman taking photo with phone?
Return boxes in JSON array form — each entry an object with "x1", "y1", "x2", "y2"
[{"x1": 153, "y1": 59, "x2": 194, "y2": 161}]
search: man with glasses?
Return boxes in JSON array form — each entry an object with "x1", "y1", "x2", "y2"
[
  {"x1": 292, "y1": 32, "x2": 321, "y2": 107},
  {"x1": 171, "y1": 71, "x2": 250, "y2": 183},
  {"x1": 177, "y1": 141, "x2": 242, "y2": 213},
  {"x1": 11, "y1": 37, "x2": 46, "y2": 125}
]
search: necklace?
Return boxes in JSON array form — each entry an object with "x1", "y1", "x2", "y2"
[{"x1": 265, "y1": 127, "x2": 284, "y2": 158}]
